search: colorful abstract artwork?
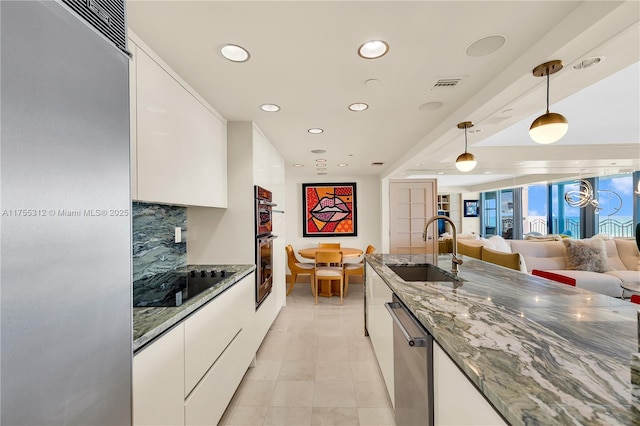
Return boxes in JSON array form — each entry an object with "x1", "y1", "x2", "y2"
[{"x1": 302, "y1": 183, "x2": 357, "y2": 237}]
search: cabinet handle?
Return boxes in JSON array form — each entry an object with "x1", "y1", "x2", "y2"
[{"x1": 385, "y1": 302, "x2": 429, "y2": 347}]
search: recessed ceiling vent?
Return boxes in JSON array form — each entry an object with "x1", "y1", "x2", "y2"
[
  {"x1": 371, "y1": 162, "x2": 384, "y2": 166},
  {"x1": 431, "y1": 78, "x2": 461, "y2": 89}
]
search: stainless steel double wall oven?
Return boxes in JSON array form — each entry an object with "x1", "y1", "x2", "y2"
[{"x1": 255, "y1": 186, "x2": 277, "y2": 308}]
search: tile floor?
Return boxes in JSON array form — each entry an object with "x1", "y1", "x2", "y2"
[{"x1": 219, "y1": 282, "x2": 396, "y2": 426}]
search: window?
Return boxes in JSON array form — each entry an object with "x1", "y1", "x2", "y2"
[
  {"x1": 597, "y1": 174, "x2": 634, "y2": 237},
  {"x1": 551, "y1": 181, "x2": 581, "y2": 238},
  {"x1": 524, "y1": 185, "x2": 548, "y2": 235}
]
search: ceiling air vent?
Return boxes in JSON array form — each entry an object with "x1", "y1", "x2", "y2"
[
  {"x1": 431, "y1": 78, "x2": 461, "y2": 89},
  {"x1": 371, "y1": 162, "x2": 384, "y2": 166}
]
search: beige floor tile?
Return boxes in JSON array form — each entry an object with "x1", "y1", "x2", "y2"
[
  {"x1": 317, "y1": 342, "x2": 350, "y2": 361},
  {"x1": 245, "y1": 360, "x2": 282, "y2": 381},
  {"x1": 357, "y1": 407, "x2": 395, "y2": 426},
  {"x1": 284, "y1": 343, "x2": 319, "y2": 361},
  {"x1": 219, "y1": 406, "x2": 267, "y2": 425},
  {"x1": 311, "y1": 407, "x2": 360, "y2": 425},
  {"x1": 278, "y1": 360, "x2": 317, "y2": 381},
  {"x1": 350, "y1": 360, "x2": 384, "y2": 382},
  {"x1": 223, "y1": 280, "x2": 392, "y2": 424},
  {"x1": 313, "y1": 381, "x2": 357, "y2": 408},
  {"x1": 264, "y1": 406, "x2": 312, "y2": 425},
  {"x1": 270, "y1": 380, "x2": 315, "y2": 407},
  {"x1": 232, "y1": 380, "x2": 276, "y2": 407},
  {"x1": 354, "y1": 381, "x2": 392, "y2": 408},
  {"x1": 348, "y1": 344, "x2": 376, "y2": 362},
  {"x1": 315, "y1": 361, "x2": 353, "y2": 381}
]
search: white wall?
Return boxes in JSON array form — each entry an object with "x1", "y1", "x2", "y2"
[
  {"x1": 187, "y1": 122, "x2": 255, "y2": 265},
  {"x1": 460, "y1": 191, "x2": 481, "y2": 234},
  {"x1": 285, "y1": 171, "x2": 382, "y2": 261}
]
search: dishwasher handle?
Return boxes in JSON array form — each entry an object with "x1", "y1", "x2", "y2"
[{"x1": 385, "y1": 302, "x2": 429, "y2": 347}]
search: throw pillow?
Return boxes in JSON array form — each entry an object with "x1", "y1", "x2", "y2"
[{"x1": 562, "y1": 238, "x2": 610, "y2": 272}]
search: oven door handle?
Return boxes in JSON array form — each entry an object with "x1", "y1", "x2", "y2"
[
  {"x1": 258, "y1": 234, "x2": 278, "y2": 243},
  {"x1": 258, "y1": 200, "x2": 278, "y2": 207}
]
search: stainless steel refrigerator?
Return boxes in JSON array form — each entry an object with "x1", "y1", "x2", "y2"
[{"x1": 1, "y1": 1, "x2": 132, "y2": 424}]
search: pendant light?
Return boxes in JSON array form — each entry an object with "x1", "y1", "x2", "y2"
[
  {"x1": 529, "y1": 60, "x2": 568, "y2": 144},
  {"x1": 455, "y1": 121, "x2": 477, "y2": 172}
]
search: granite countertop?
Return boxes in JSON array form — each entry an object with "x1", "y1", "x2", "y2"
[
  {"x1": 133, "y1": 264, "x2": 255, "y2": 353},
  {"x1": 366, "y1": 253, "x2": 640, "y2": 426}
]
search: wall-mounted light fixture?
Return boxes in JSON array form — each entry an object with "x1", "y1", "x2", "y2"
[
  {"x1": 455, "y1": 121, "x2": 477, "y2": 172},
  {"x1": 529, "y1": 60, "x2": 568, "y2": 144}
]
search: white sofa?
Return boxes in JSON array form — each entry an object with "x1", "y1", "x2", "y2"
[{"x1": 508, "y1": 238, "x2": 640, "y2": 298}]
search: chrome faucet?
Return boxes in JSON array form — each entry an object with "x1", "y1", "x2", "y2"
[{"x1": 423, "y1": 215, "x2": 463, "y2": 275}]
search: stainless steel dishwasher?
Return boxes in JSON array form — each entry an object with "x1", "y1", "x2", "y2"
[{"x1": 385, "y1": 294, "x2": 434, "y2": 426}]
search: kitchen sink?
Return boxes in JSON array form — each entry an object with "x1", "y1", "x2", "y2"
[{"x1": 387, "y1": 264, "x2": 463, "y2": 284}]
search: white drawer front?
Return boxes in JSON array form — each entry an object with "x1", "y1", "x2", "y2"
[{"x1": 184, "y1": 275, "x2": 254, "y2": 395}]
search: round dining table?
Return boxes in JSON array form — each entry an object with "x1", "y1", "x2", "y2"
[
  {"x1": 297, "y1": 247, "x2": 364, "y2": 298},
  {"x1": 297, "y1": 247, "x2": 364, "y2": 260}
]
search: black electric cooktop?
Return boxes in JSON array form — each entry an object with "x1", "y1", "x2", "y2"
[{"x1": 133, "y1": 269, "x2": 235, "y2": 307}]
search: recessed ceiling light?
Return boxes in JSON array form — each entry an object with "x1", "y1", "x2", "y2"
[
  {"x1": 572, "y1": 57, "x2": 603, "y2": 70},
  {"x1": 348, "y1": 103, "x2": 369, "y2": 112},
  {"x1": 311, "y1": 149, "x2": 326, "y2": 154},
  {"x1": 260, "y1": 104, "x2": 280, "y2": 112},
  {"x1": 317, "y1": 167, "x2": 326, "y2": 171},
  {"x1": 364, "y1": 78, "x2": 381, "y2": 86},
  {"x1": 466, "y1": 35, "x2": 506, "y2": 57},
  {"x1": 219, "y1": 44, "x2": 250, "y2": 62},
  {"x1": 419, "y1": 102, "x2": 443, "y2": 111},
  {"x1": 317, "y1": 172, "x2": 327, "y2": 175},
  {"x1": 358, "y1": 40, "x2": 389, "y2": 59},
  {"x1": 413, "y1": 163, "x2": 422, "y2": 167},
  {"x1": 338, "y1": 163, "x2": 349, "y2": 167},
  {"x1": 293, "y1": 164, "x2": 304, "y2": 168},
  {"x1": 308, "y1": 128, "x2": 324, "y2": 134},
  {"x1": 437, "y1": 171, "x2": 444, "y2": 175},
  {"x1": 316, "y1": 158, "x2": 326, "y2": 162}
]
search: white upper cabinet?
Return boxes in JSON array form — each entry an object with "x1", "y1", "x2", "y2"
[{"x1": 130, "y1": 34, "x2": 227, "y2": 208}]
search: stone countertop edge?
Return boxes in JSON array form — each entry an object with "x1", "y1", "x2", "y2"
[
  {"x1": 133, "y1": 264, "x2": 256, "y2": 353},
  {"x1": 365, "y1": 253, "x2": 640, "y2": 426}
]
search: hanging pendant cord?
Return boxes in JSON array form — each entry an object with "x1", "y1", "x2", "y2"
[
  {"x1": 464, "y1": 125, "x2": 468, "y2": 153},
  {"x1": 546, "y1": 70, "x2": 550, "y2": 114}
]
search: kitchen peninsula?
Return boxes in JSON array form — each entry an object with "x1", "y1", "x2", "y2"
[{"x1": 365, "y1": 253, "x2": 640, "y2": 425}]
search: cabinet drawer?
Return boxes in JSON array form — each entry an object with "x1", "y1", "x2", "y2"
[
  {"x1": 184, "y1": 327, "x2": 254, "y2": 425},
  {"x1": 184, "y1": 276, "x2": 253, "y2": 395}
]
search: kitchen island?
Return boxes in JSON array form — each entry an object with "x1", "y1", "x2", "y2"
[
  {"x1": 133, "y1": 264, "x2": 255, "y2": 352},
  {"x1": 366, "y1": 253, "x2": 639, "y2": 425}
]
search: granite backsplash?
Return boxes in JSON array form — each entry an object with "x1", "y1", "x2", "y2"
[{"x1": 132, "y1": 202, "x2": 186, "y2": 281}]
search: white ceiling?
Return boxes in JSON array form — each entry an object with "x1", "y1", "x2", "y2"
[{"x1": 127, "y1": 1, "x2": 640, "y2": 191}]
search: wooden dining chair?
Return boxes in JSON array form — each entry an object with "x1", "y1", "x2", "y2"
[
  {"x1": 343, "y1": 245, "x2": 376, "y2": 296},
  {"x1": 314, "y1": 250, "x2": 344, "y2": 305},
  {"x1": 285, "y1": 245, "x2": 315, "y2": 295},
  {"x1": 318, "y1": 242, "x2": 341, "y2": 250}
]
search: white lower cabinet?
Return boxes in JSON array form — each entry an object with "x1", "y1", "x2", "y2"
[
  {"x1": 433, "y1": 342, "x2": 506, "y2": 426},
  {"x1": 133, "y1": 272, "x2": 258, "y2": 426},
  {"x1": 365, "y1": 264, "x2": 395, "y2": 407},
  {"x1": 133, "y1": 324, "x2": 185, "y2": 426},
  {"x1": 184, "y1": 327, "x2": 254, "y2": 425},
  {"x1": 184, "y1": 274, "x2": 253, "y2": 396}
]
